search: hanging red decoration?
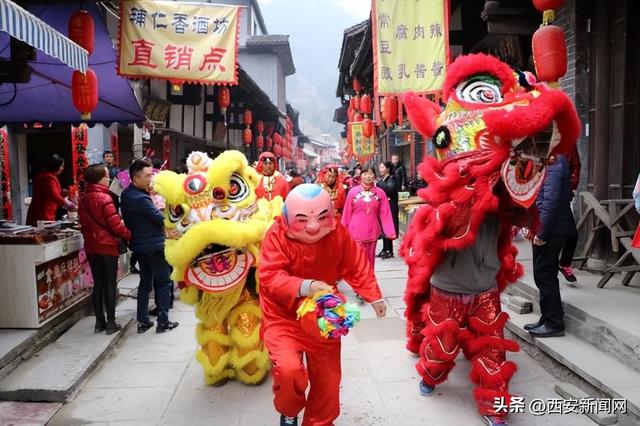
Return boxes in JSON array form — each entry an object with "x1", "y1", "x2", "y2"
[
  {"x1": 0, "y1": 129, "x2": 12, "y2": 219},
  {"x1": 347, "y1": 107, "x2": 355, "y2": 122},
  {"x1": 383, "y1": 96, "x2": 398, "y2": 127},
  {"x1": 360, "y1": 94, "x2": 372, "y2": 116},
  {"x1": 354, "y1": 113, "x2": 363, "y2": 122},
  {"x1": 68, "y1": 10, "x2": 94, "y2": 55},
  {"x1": 217, "y1": 86, "x2": 231, "y2": 114},
  {"x1": 532, "y1": 0, "x2": 565, "y2": 11},
  {"x1": 353, "y1": 95, "x2": 361, "y2": 112},
  {"x1": 273, "y1": 132, "x2": 282, "y2": 147},
  {"x1": 243, "y1": 110, "x2": 253, "y2": 127},
  {"x1": 266, "y1": 136, "x2": 273, "y2": 149},
  {"x1": 362, "y1": 119, "x2": 374, "y2": 138},
  {"x1": 256, "y1": 120, "x2": 264, "y2": 134},
  {"x1": 256, "y1": 135, "x2": 264, "y2": 150},
  {"x1": 243, "y1": 128, "x2": 252, "y2": 146},
  {"x1": 532, "y1": 25, "x2": 567, "y2": 82},
  {"x1": 352, "y1": 77, "x2": 361, "y2": 93},
  {"x1": 72, "y1": 69, "x2": 98, "y2": 120}
]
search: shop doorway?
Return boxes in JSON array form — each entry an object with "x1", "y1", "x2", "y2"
[{"x1": 26, "y1": 131, "x2": 74, "y2": 194}]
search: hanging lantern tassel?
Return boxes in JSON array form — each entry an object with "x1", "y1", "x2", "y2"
[{"x1": 72, "y1": 69, "x2": 98, "y2": 121}]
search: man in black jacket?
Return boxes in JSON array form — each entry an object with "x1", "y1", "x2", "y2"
[
  {"x1": 527, "y1": 154, "x2": 573, "y2": 338},
  {"x1": 121, "y1": 159, "x2": 178, "y2": 334},
  {"x1": 391, "y1": 154, "x2": 407, "y2": 191}
]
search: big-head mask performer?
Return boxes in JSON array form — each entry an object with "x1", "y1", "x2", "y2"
[{"x1": 259, "y1": 184, "x2": 386, "y2": 426}]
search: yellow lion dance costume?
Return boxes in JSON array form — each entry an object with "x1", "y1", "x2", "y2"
[{"x1": 153, "y1": 150, "x2": 282, "y2": 386}]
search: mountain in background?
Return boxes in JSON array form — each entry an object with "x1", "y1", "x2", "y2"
[{"x1": 260, "y1": 0, "x2": 369, "y2": 138}]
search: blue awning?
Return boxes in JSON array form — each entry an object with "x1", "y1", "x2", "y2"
[
  {"x1": 0, "y1": 0, "x2": 88, "y2": 72},
  {"x1": 0, "y1": 2, "x2": 144, "y2": 125}
]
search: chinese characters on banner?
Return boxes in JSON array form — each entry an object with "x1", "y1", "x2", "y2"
[
  {"x1": 118, "y1": 0, "x2": 241, "y2": 85},
  {"x1": 350, "y1": 122, "x2": 376, "y2": 164},
  {"x1": 71, "y1": 125, "x2": 89, "y2": 187},
  {"x1": 0, "y1": 128, "x2": 12, "y2": 219},
  {"x1": 372, "y1": 0, "x2": 449, "y2": 95}
]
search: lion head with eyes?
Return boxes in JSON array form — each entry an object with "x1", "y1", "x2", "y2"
[{"x1": 153, "y1": 150, "x2": 277, "y2": 295}]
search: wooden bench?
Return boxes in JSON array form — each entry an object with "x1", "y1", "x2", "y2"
[
  {"x1": 575, "y1": 192, "x2": 635, "y2": 268},
  {"x1": 597, "y1": 237, "x2": 640, "y2": 288}
]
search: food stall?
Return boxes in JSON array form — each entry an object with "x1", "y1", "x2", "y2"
[
  {"x1": 0, "y1": 223, "x2": 94, "y2": 328},
  {"x1": 398, "y1": 194, "x2": 426, "y2": 235}
]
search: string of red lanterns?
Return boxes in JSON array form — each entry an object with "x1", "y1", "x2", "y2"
[{"x1": 69, "y1": 10, "x2": 97, "y2": 120}]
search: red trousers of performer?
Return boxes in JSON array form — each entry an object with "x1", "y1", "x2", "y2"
[
  {"x1": 417, "y1": 286, "x2": 519, "y2": 418},
  {"x1": 263, "y1": 323, "x2": 342, "y2": 426},
  {"x1": 356, "y1": 240, "x2": 376, "y2": 271}
]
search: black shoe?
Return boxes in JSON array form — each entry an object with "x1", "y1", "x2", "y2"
[
  {"x1": 382, "y1": 251, "x2": 394, "y2": 259},
  {"x1": 148, "y1": 307, "x2": 159, "y2": 317},
  {"x1": 156, "y1": 321, "x2": 179, "y2": 333},
  {"x1": 129, "y1": 266, "x2": 140, "y2": 274},
  {"x1": 528, "y1": 323, "x2": 565, "y2": 338},
  {"x1": 94, "y1": 322, "x2": 107, "y2": 333},
  {"x1": 524, "y1": 318, "x2": 544, "y2": 331},
  {"x1": 376, "y1": 250, "x2": 386, "y2": 258},
  {"x1": 280, "y1": 414, "x2": 298, "y2": 426},
  {"x1": 105, "y1": 322, "x2": 122, "y2": 335},
  {"x1": 137, "y1": 320, "x2": 154, "y2": 333}
]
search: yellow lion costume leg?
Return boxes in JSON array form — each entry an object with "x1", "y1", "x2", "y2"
[
  {"x1": 229, "y1": 291, "x2": 270, "y2": 385},
  {"x1": 194, "y1": 289, "x2": 245, "y2": 386}
]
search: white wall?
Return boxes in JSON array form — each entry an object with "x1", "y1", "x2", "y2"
[{"x1": 239, "y1": 52, "x2": 280, "y2": 109}]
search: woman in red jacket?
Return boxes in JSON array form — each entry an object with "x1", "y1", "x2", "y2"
[
  {"x1": 26, "y1": 154, "x2": 76, "y2": 226},
  {"x1": 79, "y1": 165, "x2": 131, "y2": 334}
]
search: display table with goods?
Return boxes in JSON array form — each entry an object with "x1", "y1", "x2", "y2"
[
  {"x1": 0, "y1": 221, "x2": 94, "y2": 328},
  {"x1": 398, "y1": 196, "x2": 426, "y2": 235}
]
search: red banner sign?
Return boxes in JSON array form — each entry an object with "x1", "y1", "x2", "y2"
[{"x1": 0, "y1": 128, "x2": 12, "y2": 219}]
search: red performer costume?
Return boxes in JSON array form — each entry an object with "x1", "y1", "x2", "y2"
[
  {"x1": 400, "y1": 54, "x2": 580, "y2": 426},
  {"x1": 256, "y1": 152, "x2": 289, "y2": 201},
  {"x1": 316, "y1": 164, "x2": 347, "y2": 219},
  {"x1": 259, "y1": 183, "x2": 386, "y2": 426}
]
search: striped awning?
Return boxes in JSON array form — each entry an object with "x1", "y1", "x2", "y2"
[{"x1": 0, "y1": 0, "x2": 88, "y2": 72}]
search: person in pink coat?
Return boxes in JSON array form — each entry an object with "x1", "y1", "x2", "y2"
[{"x1": 341, "y1": 165, "x2": 397, "y2": 269}]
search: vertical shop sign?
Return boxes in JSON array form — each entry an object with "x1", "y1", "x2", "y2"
[
  {"x1": 0, "y1": 128, "x2": 12, "y2": 219},
  {"x1": 372, "y1": 0, "x2": 449, "y2": 96}
]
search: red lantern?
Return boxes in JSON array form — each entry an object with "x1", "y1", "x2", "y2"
[
  {"x1": 383, "y1": 96, "x2": 398, "y2": 127},
  {"x1": 266, "y1": 136, "x2": 273, "y2": 149},
  {"x1": 362, "y1": 119, "x2": 373, "y2": 138},
  {"x1": 273, "y1": 132, "x2": 282, "y2": 147},
  {"x1": 352, "y1": 78, "x2": 361, "y2": 94},
  {"x1": 532, "y1": 0, "x2": 565, "y2": 11},
  {"x1": 243, "y1": 128, "x2": 252, "y2": 146},
  {"x1": 347, "y1": 107, "x2": 355, "y2": 122},
  {"x1": 354, "y1": 113, "x2": 363, "y2": 122},
  {"x1": 360, "y1": 94, "x2": 372, "y2": 116},
  {"x1": 256, "y1": 120, "x2": 264, "y2": 134},
  {"x1": 68, "y1": 10, "x2": 94, "y2": 55},
  {"x1": 532, "y1": 25, "x2": 567, "y2": 82},
  {"x1": 72, "y1": 69, "x2": 98, "y2": 120},
  {"x1": 256, "y1": 135, "x2": 264, "y2": 150},
  {"x1": 243, "y1": 110, "x2": 253, "y2": 127},
  {"x1": 353, "y1": 95, "x2": 361, "y2": 111},
  {"x1": 217, "y1": 86, "x2": 230, "y2": 114}
]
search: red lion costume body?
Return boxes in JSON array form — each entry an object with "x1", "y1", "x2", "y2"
[{"x1": 400, "y1": 54, "x2": 580, "y2": 422}]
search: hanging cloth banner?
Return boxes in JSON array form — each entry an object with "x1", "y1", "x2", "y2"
[
  {"x1": 372, "y1": 0, "x2": 449, "y2": 96},
  {"x1": 71, "y1": 124, "x2": 89, "y2": 187},
  {"x1": 117, "y1": 0, "x2": 241, "y2": 85},
  {"x1": 349, "y1": 122, "x2": 376, "y2": 164},
  {"x1": 0, "y1": 128, "x2": 12, "y2": 219}
]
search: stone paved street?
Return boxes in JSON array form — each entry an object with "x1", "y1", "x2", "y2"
[{"x1": 49, "y1": 254, "x2": 591, "y2": 426}]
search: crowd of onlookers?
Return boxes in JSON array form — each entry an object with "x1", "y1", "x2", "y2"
[{"x1": 25, "y1": 150, "x2": 421, "y2": 336}]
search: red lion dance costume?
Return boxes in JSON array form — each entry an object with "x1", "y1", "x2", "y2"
[{"x1": 400, "y1": 54, "x2": 580, "y2": 424}]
